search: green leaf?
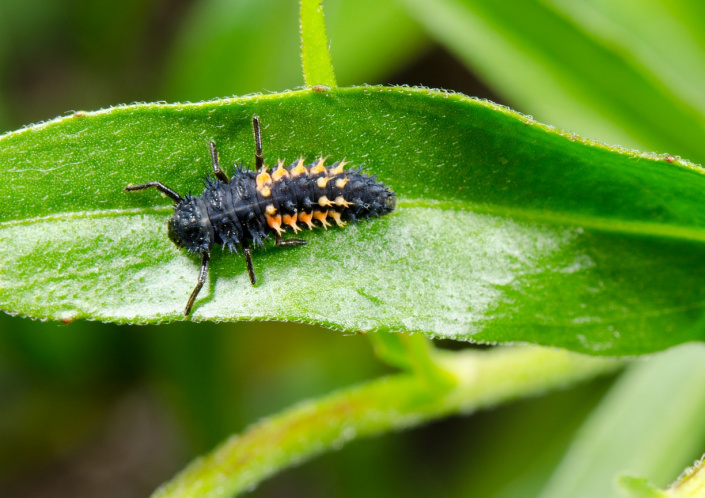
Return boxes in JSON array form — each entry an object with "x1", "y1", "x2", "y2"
[
  {"x1": 399, "y1": 0, "x2": 705, "y2": 164},
  {"x1": 300, "y1": 0, "x2": 337, "y2": 87},
  {"x1": 2, "y1": 86, "x2": 705, "y2": 355},
  {"x1": 152, "y1": 346, "x2": 620, "y2": 498}
]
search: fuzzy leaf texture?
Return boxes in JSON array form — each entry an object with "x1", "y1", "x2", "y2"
[{"x1": 1, "y1": 86, "x2": 705, "y2": 356}]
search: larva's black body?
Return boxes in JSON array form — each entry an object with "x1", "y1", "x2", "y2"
[
  {"x1": 171, "y1": 159, "x2": 395, "y2": 255},
  {"x1": 126, "y1": 116, "x2": 395, "y2": 316}
]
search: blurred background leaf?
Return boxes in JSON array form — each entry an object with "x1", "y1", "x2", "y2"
[
  {"x1": 1, "y1": 0, "x2": 705, "y2": 497},
  {"x1": 164, "y1": 0, "x2": 428, "y2": 100},
  {"x1": 399, "y1": 0, "x2": 705, "y2": 164},
  {"x1": 539, "y1": 344, "x2": 705, "y2": 498}
]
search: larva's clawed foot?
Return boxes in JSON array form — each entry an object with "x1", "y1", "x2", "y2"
[{"x1": 183, "y1": 251, "x2": 210, "y2": 316}]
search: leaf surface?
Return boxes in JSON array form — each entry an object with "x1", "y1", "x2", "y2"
[
  {"x1": 2, "y1": 86, "x2": 705, "y2": 355},
  {"x1": 399, "y1": 0, "x2": 705, "y2": 163}
]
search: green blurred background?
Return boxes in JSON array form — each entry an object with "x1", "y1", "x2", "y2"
[{"x1": 3, "y1": 0, "x2": 704, "y2": 496}]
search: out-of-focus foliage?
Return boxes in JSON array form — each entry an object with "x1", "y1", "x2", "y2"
[
  {"x1": 399, "y1": 0, "x2": 705, "y2": 164},
  {"x1": 163, "y1": 0, "x2": 428, "y2": 100}
]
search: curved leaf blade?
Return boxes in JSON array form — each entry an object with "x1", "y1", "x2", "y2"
[{"x1": 2, "y1": 86, "x2": 705, "y2": 355}]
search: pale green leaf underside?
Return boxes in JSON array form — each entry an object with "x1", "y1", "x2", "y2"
[{"x1": 2, "y1": 86, "x2": 705, "y2": 355}]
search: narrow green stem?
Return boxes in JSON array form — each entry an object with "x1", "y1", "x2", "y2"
[
  {"x1": 300, "y1": 0, "x2": 337, "y2": 87},
  {"x1": 368, "y1": 332, "x2": 457, "y2": 389},
  {"x1": 153, "y1": 347, "x2": 622, "y2": 498}
]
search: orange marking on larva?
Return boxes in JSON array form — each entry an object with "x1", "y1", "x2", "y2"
[
  {"x1": 256, "y1": 170, "x2": 272, "y2": 197},
  {"x1": 318, "y1": 195, "x2": 333, "y2": 207},
  {"x1": 312, "y1": 210, "x2": 330, "y2": 229},
  {"x1": 328, "y1": 210, "x2": 346, "y2": 227},
  {"x1": 265, "y1": 204, "x2": 277, "y2": 215},
  {"x1": 297, "y1": 211, "x2": 314, "y2": 230},
  {"x1": 329, "y1": 160, "x2": 347, "y2": 175},
  {"x1": 334, "y1": 196, "x2": 352, "y2": 208},
  {"x1": 283, "y1": 213, "x2": 301, "y2": 233},
  {"x1": 316, "y1": 176, "x2": 331, "y2": 188},
  {"x1": 335, "y1": 178, "x2": 349, "y2": 189},
  {"x1": 266, "y1": 214, "x2": 284, "y2": 235},
  {"x1": 310, "y1": 157, "x2": 327, "y2": 175},
  {"x1": 272, "y1": 160, "x2": 289, "y2": 181},
  {"x1": 290, "y1": 158, "x2": 308, "y2": 177}
]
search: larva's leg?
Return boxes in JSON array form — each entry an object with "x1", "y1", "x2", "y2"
[
  {"x1": 184, "y1": 251, "x2": 210, "y2": 316},
  {"x1": 210, "y1": 142, "x2": 229, "y2": 183},
  {"x1": 253, "y1": 115, "x2": 264, "y2": 171},
  {"x1": 243, "y1": 244, "x2": 257, "y2": 285},
  {"x1": 124, "y1": 182, "x2": 182, "y2": 203},
  {"x1": 275, "y1": 234, "x2": 307, "y2": 248}
]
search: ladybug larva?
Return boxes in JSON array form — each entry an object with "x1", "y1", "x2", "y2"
[{"x1": 125, "y1": 116, "x2": 396, "y2": 316}]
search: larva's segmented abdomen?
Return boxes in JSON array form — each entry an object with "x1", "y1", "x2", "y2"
[
  {"x1": 184, "y1": 158, "x2": 395, "y2": 254},
  {"x1": 190, "y1": 159, "x2": 395, "y2": 250},
  {"x1": 255, "y1": 158, "x2": 395, "y2": 236}
]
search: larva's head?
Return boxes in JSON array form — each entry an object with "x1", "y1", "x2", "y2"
[
  {"x1": 361, "y1": 183, "x2": 396, "y2": 218},
  {"x1": 381, "y1": 188, "x2": 396, "y2": 215},
  {"x1": 168, "y1": 197, "x2": 213, "y2": 252}
]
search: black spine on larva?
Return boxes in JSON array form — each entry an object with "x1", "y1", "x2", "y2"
[{"x1": 170, "y1": 160, "x2": 395, "y2": 253}]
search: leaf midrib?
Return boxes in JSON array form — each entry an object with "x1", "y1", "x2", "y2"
[
  {"x1": 0, "y1": 206, "x2": 172, "y2": 228},
  {"x1": 4, "y1": 198, "x2": 705, "y2": 246}
]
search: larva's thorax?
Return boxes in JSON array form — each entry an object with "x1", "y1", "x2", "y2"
[{"x1": 168, "y1": 158, "x2": 395, "y2": 254}]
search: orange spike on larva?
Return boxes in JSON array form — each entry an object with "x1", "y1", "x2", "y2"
[
  {"x1": 335, "y1": 177, "x2": 349, "y2": 189},
  {"x1": 256, "y1": 170, "x2": 273, "y2": 197},
  {"x1": 290, "y1": 157, "x2": 308, "y2": 177},
  {"x1": 310, "y1": 157, "x2": 328, "y2": 175},
  {"x1": 265, "y1": 204, "x2": 277, "y2": 215},
  {"x1": 297, "y1": 211, "x2": 314, "y2": 230},
  {"x1": 256, "y1": 171, "x2": 271, "y2": 188},
  {"x1": 329, "y1": 160, "x2": 347, "y2": 175},
  {"x1": 282, "y1": 213, "x2": 301, "y2": 233},
  {"x1": 316, "y1": 176, "x2": 331, "y2": 188},
  {"x1": 328, "y1": 210, "x2": 346, "y2": 227},
  {"x1": 334, "y1": 196, "x2": 352, "y2": 208},
  {"x1": 272, "y1": 160, "x2": 289, "y2": 181},
  {"x1": 317, "y1": 196, "x2": 333, "y2": 207},
  {"x1": 312, "y1": 210, "x2": 330, "y2": 229},
  {"x1": 266, "y1": 214, "x2": 284, "y2": 235}
]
